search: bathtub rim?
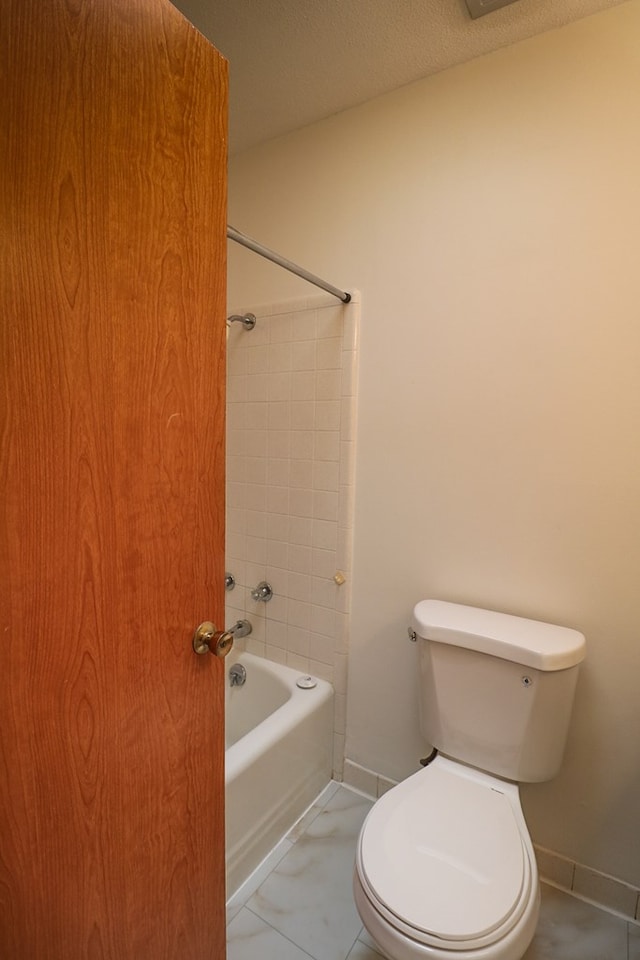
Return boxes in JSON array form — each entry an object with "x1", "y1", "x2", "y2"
[{"x1": 225, "y1": 651, "x2": 333, "y2": 784}]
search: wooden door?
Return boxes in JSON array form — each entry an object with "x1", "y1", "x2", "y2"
[{"x1": 0, "y1": 2, "x2": 228, "y2": 958}]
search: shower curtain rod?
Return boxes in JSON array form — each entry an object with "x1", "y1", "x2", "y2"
[{"x1": 227, "y1": 225, "x2": 351, "y2": 304}]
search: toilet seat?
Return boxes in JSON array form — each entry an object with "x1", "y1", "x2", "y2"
[{"x1": 356, "y1": 757, "x2": 535, "y2": 952}]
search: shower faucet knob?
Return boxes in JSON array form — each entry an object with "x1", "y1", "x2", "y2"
[{"x1": 251, "y1": 581, "x2": 273, "y2": 602}]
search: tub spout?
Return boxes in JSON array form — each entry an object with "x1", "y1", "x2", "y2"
[{"x1": 230, "y1": 619, "x2": 252, "y2": 639}]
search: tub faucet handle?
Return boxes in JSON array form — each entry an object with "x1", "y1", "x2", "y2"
[
  {"x1": 229, "y1": 663, "x2": 247, "y2": 686},
  {"x1": 251, "y1": 581, "x2": 273, "y2": 602}
]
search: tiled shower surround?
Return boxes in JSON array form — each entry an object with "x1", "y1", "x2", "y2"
[{"x1": 225, "y1": 292, "x2": 359, "y2": 777}]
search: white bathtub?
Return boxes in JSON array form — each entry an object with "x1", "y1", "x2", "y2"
[{"x1": 225, "y1": 651, "x2": 334, "y2": 898}]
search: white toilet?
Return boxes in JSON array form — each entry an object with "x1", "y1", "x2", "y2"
[{"x1": 354, "y1": 600, "x2": 586, "y2": 960}]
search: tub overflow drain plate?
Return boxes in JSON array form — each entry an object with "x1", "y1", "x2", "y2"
[{"x1": 296, "y1": 675, "x2": 317, "y2": 689}]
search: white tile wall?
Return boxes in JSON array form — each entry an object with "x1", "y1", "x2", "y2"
[
  {"x1": 534, "y1": 845, "x2": 640, "y2": 923},
  {"x1": 225, "y1": 292, "x2": 360, "y2": 778}
]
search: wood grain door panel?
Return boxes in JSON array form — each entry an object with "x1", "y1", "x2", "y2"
[{"x1": 0, "y1": 2, "x2": 228, "y2": 957}]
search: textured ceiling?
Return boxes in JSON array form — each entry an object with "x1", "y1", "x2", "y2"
[{"x1": 171, "y1": 0, "x2": 628, "y2": 154}]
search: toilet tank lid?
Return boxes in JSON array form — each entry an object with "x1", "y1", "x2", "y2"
[{"x1": 412, "y1": 600, "x2": 586, "y2": 671}]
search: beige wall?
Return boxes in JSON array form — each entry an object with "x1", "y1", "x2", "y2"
[{"x1": 227, "y1": 2, "x2": 640, "y2": 886}]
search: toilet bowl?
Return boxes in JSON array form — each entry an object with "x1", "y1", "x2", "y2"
[
  {"x1": 353, "y1": 600, "x2": 585, "y2": 960},
  {"x1": 354, "y1": 756, "x2": 540, "y2": 960}
]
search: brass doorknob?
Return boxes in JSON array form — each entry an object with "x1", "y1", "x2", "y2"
[{"x1": 193, "y1": 621, "x2": 234, "y2": 658}]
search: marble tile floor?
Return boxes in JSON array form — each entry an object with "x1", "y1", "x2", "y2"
[{"x1": 226, "y1": 782, "x2": 640, "y2": 960}]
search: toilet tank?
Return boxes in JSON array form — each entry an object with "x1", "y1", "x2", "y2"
[{"x1": 412, "y1": 600, "x2": 586, "y2": 783}]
